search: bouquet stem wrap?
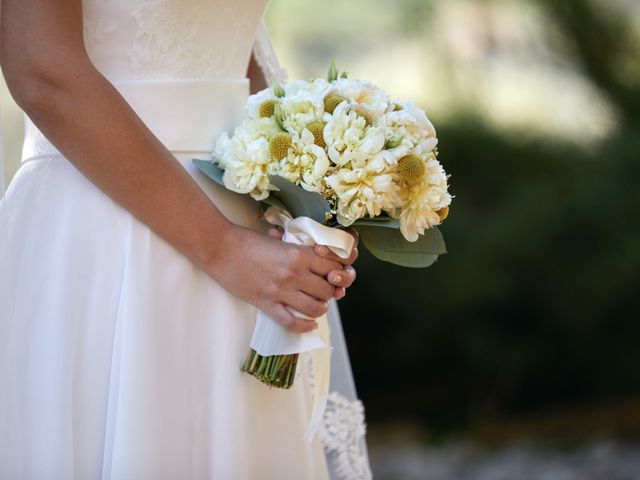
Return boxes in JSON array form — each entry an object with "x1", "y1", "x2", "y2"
[{"x1": 251, "y1": 206, "x2": 355, "y2": 441}]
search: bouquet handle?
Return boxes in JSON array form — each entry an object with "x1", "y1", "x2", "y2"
[{"x1": 251, "y1": 206, "x2": 355, "y2": 440}]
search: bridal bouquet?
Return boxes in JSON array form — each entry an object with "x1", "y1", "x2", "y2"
[{"x1": 194, "y1": 62, "x2": 451, "y2": 390}]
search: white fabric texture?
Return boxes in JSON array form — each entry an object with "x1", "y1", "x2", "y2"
[{"x1": 0, "y1": 0, "x2": 372, "y2": 479}]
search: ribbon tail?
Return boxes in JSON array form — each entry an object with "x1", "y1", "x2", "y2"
[{"x1": 304, "y1": 313, "x2": 331, "y2": 442}]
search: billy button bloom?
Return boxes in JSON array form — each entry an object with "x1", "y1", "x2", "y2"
[
  {"x1": 259, "y1": 99, "x2": 276, "y2": 118},
  {"x1": 269, "y1": 132, "x2": 293, "y2": 160},
  {"x1": 323, "y1": 93, "x2": 346, "y2": 115},
  {"x1": 397, "y1": 153, "x2": 426, "y2": 186},
  {"x1": 306, "y1": 121, "x2": 326, "y2": 148}
]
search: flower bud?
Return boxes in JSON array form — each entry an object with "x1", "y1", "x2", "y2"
[
  {"x1": 385, "y1": 134, "x2": 404, "y2": 149},
  {"x1": 327, "y1": 61, "x2": 339, "y2": 82}
]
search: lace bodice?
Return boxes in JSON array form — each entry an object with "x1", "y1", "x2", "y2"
[{"x1": 82, "y1": 0, "x2": 268, "y2": 81}]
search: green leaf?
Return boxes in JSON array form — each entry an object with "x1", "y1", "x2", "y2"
[
  {"x1": 269, "y1": 175, "x2": 331, "y2": 224},
  {"x1": 355, "y1": 225, "x2": 446, "y2": 268},
  {"x1": 351, "y1": 217, "x2": 400, "y2": 229},
  {"x1": 193, "y1": 158, "x2": 225, "y2": 187}
]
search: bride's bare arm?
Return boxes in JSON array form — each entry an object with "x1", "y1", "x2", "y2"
[{"x1": 1, "y1": 0, "x2": 347, "y2": 331}]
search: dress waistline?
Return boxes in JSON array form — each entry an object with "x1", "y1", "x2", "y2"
[{"x1": 21, "y1": 78, "x2": 250, "y2": 162}]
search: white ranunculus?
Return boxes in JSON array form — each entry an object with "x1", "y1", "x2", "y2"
[
  {"x1": 324, "y1": 102, "x2": 386, "y2": 167},
  {"x1": 279, "y1": 128, "x2": 331, "y2": 192},
  {"x1": 382, "y1": 101, "x2": 438, "y2": 154},
  {"x1": 326, "y1": 153, "x2": 400, "y2": 226},
  {"x1": 279, "y1": 79, "x2": 329, "y2": 134},
  {"x1": 331, "y1": 78, "x2": 391, "y2": 124},
  {"x1": 396, "y1": 158, "x2": 451, "y2": 242}
]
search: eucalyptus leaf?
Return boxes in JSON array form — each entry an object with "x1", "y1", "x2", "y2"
[
  {"x1": 193, "y1": 158, "x2": 225, "y2": 187},
  {"x1": 351, "y1": 217, "x2": 400, "y2": 229},
  {"x1": 355, "y1": 226, "x2": 446, "y2": 268},
  {"x1": 269, "y1": 175, "x2": 331, "y2": 224}
]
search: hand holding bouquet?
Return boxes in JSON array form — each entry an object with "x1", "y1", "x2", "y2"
[{"x1": 194, "y1": 62, "x2": 452, "y2": 391}]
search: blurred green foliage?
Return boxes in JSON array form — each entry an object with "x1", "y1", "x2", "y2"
[{"x1": 328, "y1": 0, "x2": 640, "y2": 435}]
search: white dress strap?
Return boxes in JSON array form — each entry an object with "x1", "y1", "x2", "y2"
[{"x1": 0, "y1": 97, "x2": 5, "y2": 200}]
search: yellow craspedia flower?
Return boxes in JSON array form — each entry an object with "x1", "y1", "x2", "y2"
[
  {"x1": 269, "y1": 133, "x2": 293, "y2": 159},
  {"x1": 306, "y1": 121, "x2": 326, "y2": 148},
  {"x1": 397, "y1": 154, "x2": 426, "y2": 185},
  {"x1": 259, "y1": 99, "x2": 276, "y2": 118},
  {"x1": 324, "y1": 93, "x2": 346, "y2": 114},
  {"x1": 437, "y1": 205, "x2": 449, "y2": 222}
]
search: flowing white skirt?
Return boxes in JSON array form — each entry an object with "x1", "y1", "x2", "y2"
[{"x1": 0, "y1": 115, "x2": 330, "y2": 478}]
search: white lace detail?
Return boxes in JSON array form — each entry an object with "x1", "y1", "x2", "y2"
[
  {"x1": 322, "y1": 392, "x2": 372, "y2": 480},
  {"x1": 83, "y1": 17, "x2": 117, "y2": 50},
  {"x1": 252, "y1": 21, "x2": 288, "y2": 85},
  {"x1": 304, "y1": 356, "x2": 372, "y2": 480},
  {"x1": 127, "y1": 0, "x2": 250, "y2": 79}
]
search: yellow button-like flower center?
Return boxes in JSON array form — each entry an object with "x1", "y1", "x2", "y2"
[
  {"x1": 324, "y1": 94, "x2": 346, "y2": 114},
  {"x1": 437, "y1": 205, "x2": 449, "y2": 221},
  {"x1": 397, "y1": 154, "x2": 426, "y2": 185},
  {"x1": 269, "y1": 133, "x2": 293, "y2": 160},
  {"x1": 307, "y1": 121, "x2": 326, "y2": 148},
  {"x1": 259, "y1": 99, "x2": 276, "y2": 118}
]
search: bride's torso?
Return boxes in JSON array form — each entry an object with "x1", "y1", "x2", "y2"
[
  {"x1": 82, "y1": 0, "x2": 268, "y2": 82},
  {"x1": 21, "y1": 0, "x2": 270, "y2": 228}
]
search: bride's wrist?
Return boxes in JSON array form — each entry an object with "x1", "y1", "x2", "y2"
[{"x1": 193, "y1": 216, "x2": 236, "y2": 275}]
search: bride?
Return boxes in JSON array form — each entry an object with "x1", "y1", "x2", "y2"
[{"x1": 0, "y1": 0, "x2": 371, "y2": 478}]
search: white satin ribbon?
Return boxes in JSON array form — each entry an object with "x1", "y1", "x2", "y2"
[{"x1": 250, "y1": 206, "x2": 355, "y2": 441}]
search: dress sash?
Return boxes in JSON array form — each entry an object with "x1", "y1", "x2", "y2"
[{"x1": 20, "y1": 78, "x2": 250, "y2": 163}]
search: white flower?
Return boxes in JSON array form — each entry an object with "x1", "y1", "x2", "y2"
[
  {"x1": 382, "y1": 101, "x2": 438, "y2": 154},
  {"x1": 214, "y1": 127, "x2": 275, "y2": 201},
  {"x1": 280, "y1": 79, "x2": 329, "y2": 134},
  {"x1": 279, "y1": 128, "x2": 330, "y2": 192},
  {"x1": 330, "y1": 78, "x2": 391, "y2": 124},
  {"x1": 326, "y1": 153, "x2": 401, "y2": 226},
  {"x1": 324, "y1": 102, "x2": 386, "y2": 167},
  {"x1": 397, "y1": 157, "x2": 451, "y2": 242},
  {"x1": 246, "y1": 88, "x2": 278, "y2": 120}
]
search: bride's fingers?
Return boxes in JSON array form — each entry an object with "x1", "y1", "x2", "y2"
[
  {"x1": 308, "y1": 253, "x2": 344, "y2": 277},
  {"x1": 327, "y1": 266, "x2": 356, "y2": 289},
  {"x1": 334, "y1": 287, "x2": 346, "y2": 300},
  {"x1": 267, "y1": 227, "x2": 283, "y2": 240},
  {"x1": 283, "y1": 290, "x2": 330, "y2": 320},
  {"x1": 269, "y1": 303, "x2": 318, "y2": 333},
  {"x1": 298, "y1": 273, "x2": 336, "y2": 302},
  {"x1": 314, "y1": 244, "x2": 359, "y2": 266}
]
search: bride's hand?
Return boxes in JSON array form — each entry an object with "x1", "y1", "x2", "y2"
[
  {"x1": 268, "y1": 228, "x2": 359, "y2": 301},
  {"x1": 205, "y1": 224, "x2": 344, "y2": 334}
]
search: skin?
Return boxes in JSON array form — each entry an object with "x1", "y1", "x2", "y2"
[{"x1": 0, "y1": 0, "x2": 357, "y2": 332}]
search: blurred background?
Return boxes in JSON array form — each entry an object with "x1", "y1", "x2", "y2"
[{"x1": 3, "y1": 0, "x2": 640, "y2": 478}]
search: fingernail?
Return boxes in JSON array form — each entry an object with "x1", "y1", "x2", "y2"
[
  {"x1": 316, "y1": 246, "x2": 329, "y2": 255},
  {"x1": 332, "y1": 273, "x2": 342, "y2": 283}
]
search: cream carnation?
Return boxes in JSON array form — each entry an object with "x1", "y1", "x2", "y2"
[
  {"x1": 214, "y1": 130, "x2": 275, "y2": 201},
  {"x1": 279, "y1": 128, "x2": 331, "y2": 192},
  {"x1": 323, "y1": 102, "x2": 386, "y2": 167},
  {"x1": 397, "y1": 157, "x2": 451, "y2": 242},
  {"x1": 280, "y1": 79, "x2": 329, "y2": 134},
  {"x1": 326, "y1": 153, "x2": 400, "y2": 226},
  {"x1": 330, "y1": 78, "x2": 391, "y2": 124}
]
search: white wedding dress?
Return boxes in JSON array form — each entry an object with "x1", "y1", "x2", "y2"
[{"x1": 0, "y1": 1, "x2": 371, "y2": 479}]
